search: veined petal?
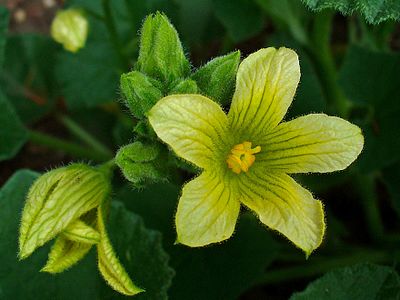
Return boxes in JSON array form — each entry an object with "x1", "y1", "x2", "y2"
[
  {"x1": 257, "y1": 114, "x2": 364, "y2": 173},
  {"x1": 176, "y1": 171, "x2": 240, "y2": 247},
  {"x1": 228, "y1": 47, "x2": 300, "y2": 139},
  {"x1": 238, "y1": 170, "x2": 325, "y2": 255},
  {"x1": 149, "y1": 94, "x2": 229, "y2": 169}
]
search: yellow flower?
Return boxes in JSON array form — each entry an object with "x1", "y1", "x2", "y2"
[{"x1": 148, "y1": 47, "x2": 364, "y2": 255}]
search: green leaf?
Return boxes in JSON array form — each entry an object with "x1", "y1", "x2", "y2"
[
  {"x1": 339, "y1": 45, "x2": 400, "y2": 172},
  {"x1": 0, "y1": 6, "x2": 9, "y2": 69},
  {"x1": 1, "y1": 34, "x2": 60, "y2": 123},
  {"x1": 137, "y1": 12, "x2": 190, "y2": 86},
  {"x1": 0, "y1": 170, "x2": 174, "y2": 299},
  {"x1": 0, "y1": 91, "x2": 27, "y2": 161},
  {"x1": 191, "y1": 51, "x2": 240, "y2": 105},
  {"x1": 120, "y1": 71, "x2": 163, "y2": 118},
  {"x1": 255, "y1": 0, "x2": 309, "y2": 45},
  {"x1": 55, "y1": 16, "x2": 120, "y2": 109},
  {"x1": 301, "y1": 0, "x2": 400, "y2": 24},
  {"x1": 213, "y1": 0, "x2": 264, "y2": 42},
  {"x1": 291, "y1": 263, "x2": 400, "y2": 299},
  {"x1": 117, "y1": 182, "x2": 279, "y2": 300}
]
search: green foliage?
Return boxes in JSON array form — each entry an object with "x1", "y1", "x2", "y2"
[
  {"x1": 137, "y1": 12, "x2": 190, "y2": 86},
  {"x1": 213, "y1": 0, "x2": 264, "y2": 42},
  {"x1": 55, "y1": 17, "x2": 120, "y2": 109},
  {"x1": 116, "y1": 141, "x2": 168, "y2": 187},
  {"x1": 291, "y1": 263, "x2": 400, "y2": 299},
  {"x1": 301, "y1": 0, "x2": 400, "y2": 24},
  {"x1": 0, "y1": 91, "x2": 27, "y2": 161},
  {"x1": 0, "y1": 170, "x2": 174, "y2": 299},
  {"x1": 339, "y1": 46, "x2": 400, "y2": 172},
  {"x1": 191, "y1": 51, "x2": 240, "y2": 105},
  {"x1": 1, "y1": 34, "x2": 59, "y2": 123}
]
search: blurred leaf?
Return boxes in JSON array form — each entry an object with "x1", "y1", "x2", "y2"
[
  {"x1": 117, "y1": 182, "x2": 279, "y2": 300},
  {"x1": 1, "y1": 34, "x2": 59, "y2": 123},
  {"x1": 174, "y1": 0, "x2": 216, "y2": 44},
  {"x1": 382, "y1": 162, "x2": 400, "y2": 218},
  {"x1": 291, "y1": 263, "x2": 400, "y2": 299},
  {"x1": 339, "y1": 46, "x2": 400, "y2": 172},
  {"x1": 55, "y1": 16, "x2": 120, "y2": 109},
  {"x1": 0, "y1": 170, "x2": 174, "y2": 299},
  {"x1": 0, "y1": 91, "x2": 27, "y2": 161},
  {"x1": 256, "y1": 0, "x2": 309, "y2": 45},
  {"x1": 0, "y1": 6, "x2": 8, "y2": 68},
  {"x1": 213, "y1": 0, "x2": 264, "y2": 42},
  {"x1": 301, "y1": 0, "x2": 400, "y2": 24}
]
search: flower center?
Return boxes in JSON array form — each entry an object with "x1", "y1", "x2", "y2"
[{"x1": 226, "y1": 141, "x2": 261, "y2": 174}]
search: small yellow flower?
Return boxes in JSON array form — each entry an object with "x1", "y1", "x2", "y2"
[
  {"x1": 51, "y1": 9, "x2": 88, "y2": 53},
  {"x1": 149, "y1": 47, "x2": 364, "y2": 255}
]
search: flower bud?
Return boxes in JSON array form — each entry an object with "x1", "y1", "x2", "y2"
[
  {"x1": 115, "y1": 141, "x2": 168, "y2": 187},
  {"x1": 137, "y1": 12, "x2": 190, "y2": 85},
  {"x1": 51, "y1": 9, "x2": 88, "y2": 53},
  {"x1": 19, "y1": 163, "x2": 110, "y2": 259}
]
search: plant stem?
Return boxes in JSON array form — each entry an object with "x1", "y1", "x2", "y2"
[
  {"x1": 58, "y1": 115, "x2": 113, "y2": 158},
  {"x1": 28, "y1": 130, "x2": 112, "y2": 162},
  {"x1": 354, "y1": 173, "x2": 385, "y2": 241},
  {"x1": 308, "y1": 10, "x2": 350, "y2": 118},
  {"x1": 253, "y1": 249, "x2": 395, "y2": 286},
  {"x1": 101, "y1": 0, "x2": 127, "y2": 70}
]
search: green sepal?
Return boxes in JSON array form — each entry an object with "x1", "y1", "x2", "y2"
[
  {"x1": 170, "y1": 79, "x2": 198, "y2": 94},
  {"x1": 62, "y1": 219, "x2": 100, "y2": 245},
  {"x1": 115, "y1": 141, "x2": 168, "y2": 187},
  {"x1": 97, "y1": 204, "x2": 144, "y2": 296},
  {"x1": 192, "y1": 50, "x2": 240, "y2": 105},
  {"x1": 18, "y1": 164, "x2": 111, "y2": 259},
  {"x1": 120, "y1": 71, "x2": 163, "y2": 119},
  {"x1": 41, "y1": 236, "x2": 92, "y2": 274},
  {"x1": 136, "y1": 12, "x2": 190, "y2": 85}
]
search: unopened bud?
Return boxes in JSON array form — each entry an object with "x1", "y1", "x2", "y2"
[
  {"x1": 19, "y1": 163, "x2": 110, "y2": 259},
  {"x1": 51, "y1": 8, "x2": 88, "y2": 53}
]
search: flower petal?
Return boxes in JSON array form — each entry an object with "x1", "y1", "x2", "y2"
[
  {"x1": 149, "y1": 94, "x2": 229, "y2": 169},
  {"x1": 238, "y1": 170, "x2": 325, "y2": 255},
  {"x1": 176, "y1": 171, "x2": 240, "y2": 247},
  {"x1": 257, "y1": 114, "x2": 364, "y2": 173},
  {"x1": 228, "y1": 47, "x2": 300, "y2": 139}
]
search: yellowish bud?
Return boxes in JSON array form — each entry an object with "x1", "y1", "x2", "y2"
[{"x1": 51, "y1": 8, "x2": 88, "y2": 53}]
